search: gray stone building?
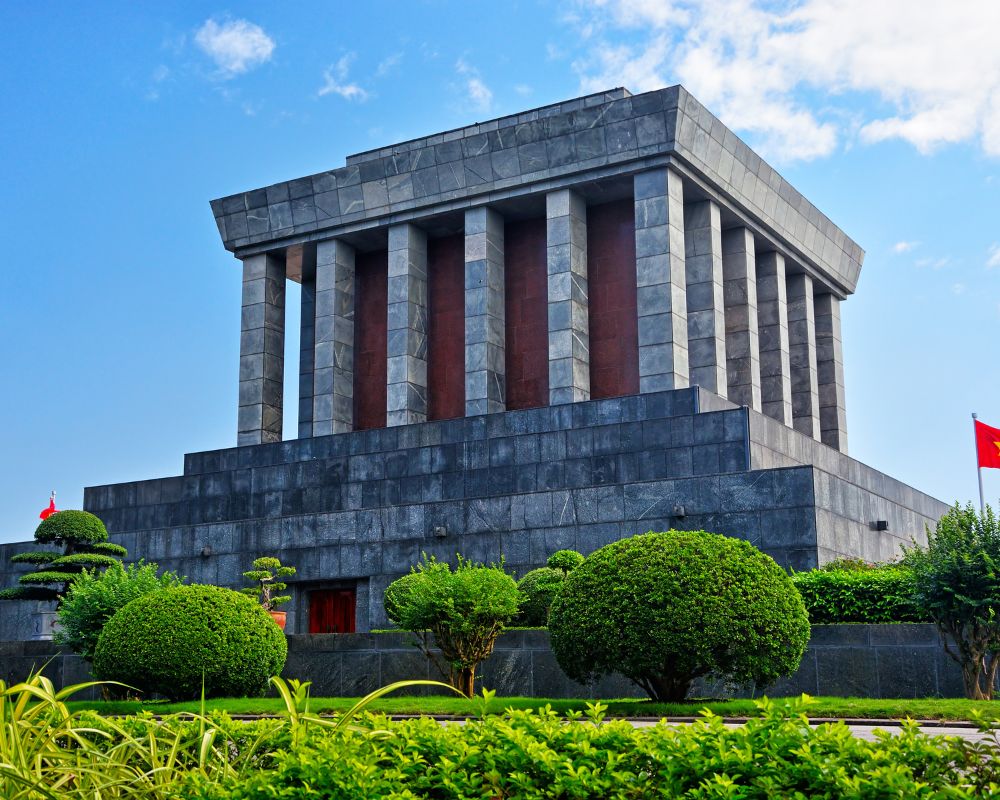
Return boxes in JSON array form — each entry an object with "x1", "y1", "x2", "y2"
[{"x1": 0, "y1": 86, "x2": 947, "y2": 640}]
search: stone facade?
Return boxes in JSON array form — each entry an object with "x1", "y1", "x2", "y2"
[{"x1": 0, "y1": 86, "x2": 946, "y2": 641}]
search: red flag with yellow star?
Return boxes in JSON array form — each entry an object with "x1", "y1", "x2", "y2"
[{"x1": 975, "y1": 419, "x2": 1000, "y2": 469}]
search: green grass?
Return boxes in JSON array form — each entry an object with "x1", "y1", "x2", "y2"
[{"x1": 67, "y1": 694, "x2": 1000, "y2": 722}]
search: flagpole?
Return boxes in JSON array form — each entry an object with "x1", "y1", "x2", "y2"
[{"x1": 974, "y1": 413, "x2": 986, "y2": 515}]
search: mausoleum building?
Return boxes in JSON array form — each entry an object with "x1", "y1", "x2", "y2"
[{"x1": 0, "y1": 87, "x2": 947, "y2": 639}]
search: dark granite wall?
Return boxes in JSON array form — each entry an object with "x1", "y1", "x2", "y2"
[
  {"x1": 587, "y1": 198, "x2": 639, "y2": 399},
  {"x1": 0, "y1": 625, "x2": 965, "y2": 700},
  {"x1": 353, "y1": 249, "x2": 388, "y2": 430},
  {"x1": 504, "y1": 218, "x2": 548, "y2": 410},
  {"x1": 427, "y1": 234, "x2": 465, "y2": 421}
]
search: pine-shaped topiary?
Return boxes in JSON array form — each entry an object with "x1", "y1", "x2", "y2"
[{"x1": 0, "y1": 511, "x2": 127, "y2": 604}]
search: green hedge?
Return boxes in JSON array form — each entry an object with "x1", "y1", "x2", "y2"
[
  {"x1": 190, "y1": 698, "x2": 1000, "y2": 798},
  {"x1": 792, "y1": 568, "x2": 928, "y2": 623}
]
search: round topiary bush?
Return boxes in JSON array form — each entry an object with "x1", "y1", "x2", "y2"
[
  {"x1": 35, "y1": 510, "x2": 108, "y2": 545},
  {"x1": 93, "y1": 584, "x2": 287, "y2": 700},
  {"x1": 515, "y1": 567, "x2": 565, "y2": 627},
  {"x1": 549, "y1": 531, "x2": 810, "y2": 701},
  {"x1": 546, "y1": 549, "x2": 584, "y2": 574}
]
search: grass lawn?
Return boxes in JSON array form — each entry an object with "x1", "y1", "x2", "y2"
[{"x1": 67, "y1": 694, "x2": 1000, "y2": 722}]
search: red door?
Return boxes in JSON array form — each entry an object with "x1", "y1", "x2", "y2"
[{"x1": 308, "y1": 589, "x2": 357, "y2": 634}]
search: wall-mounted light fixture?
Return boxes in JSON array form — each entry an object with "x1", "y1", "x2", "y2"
[
  {"x1": 872, "y1": 520, "x2": 889, "y2": 532},
  {"x1": 432, "y1": 525, "x2": 448, "y2": 538}
]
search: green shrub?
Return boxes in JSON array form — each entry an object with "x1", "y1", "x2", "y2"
[
  {"x1": 906, "y1": 502, "x2": 1000, "y2": 699},
  {"x1": 191, "y1": 697, "x2": 1000, "y2": 799},
  {"x1": 56, "y1": 561, "x2": 185, "y2": 661},
  {"x1": 819, "y1": 556, "x2": 878, "y2": 571},
  {"x1": 792, "y1": 567, "x2": 926, "y2": 623},
  {"x1": 515, "y1": 567, "x2": 565, "y2": 627},
  {"x1": 35, "y1": 510, "x2": 108, "y2": 545},
  {"x1": 546, "y1": 549, "x2": 584, "y2": 574},
  {"x1": 549, "y1": 531, "x2": 810, "y2": 701},
  {"x1": 93, "y1": 585, "x2": 287, "y2": 700},
  {"x1": 384, "y1": 555, "x2": 520, "y2": 697},
  {"x1": 240, "y1": 556, "x2": 295, "y2": 610}
]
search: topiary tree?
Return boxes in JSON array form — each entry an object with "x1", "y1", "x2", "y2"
[
  {"x1": 0, "y1": 510, "x2": 126, "y2": 603},
  {"x1": 549, "y1": 531, "x2": 810, "y2": 701},
  {"x1": 905, "y1": 502, "x2": 1000, "y2": 700},
  {"x1": 92, "y1": 584, "x2": 287, "y2": 700},
  {"x1": 55, "y1": 561, "x2": 184, "y2": 662},
  {"x1": 240, "y1": 556, "x2": 296, "y2": 610},
  {"x1": 384, "y1": 555, "x2": 521, "y2": 697},
  {"x1": 515, "y1": 568, "x2": 566, "y2": 627},
  {"x1": 547, "y1": 549, "x2": 584, "y2": 575}
]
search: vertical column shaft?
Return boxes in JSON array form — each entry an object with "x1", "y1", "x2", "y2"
[
  {"x1": 313, "y1": 239, "x2": 356, "y2": 435},
  {"x1": 787, "y1": 272, "x2": 821, "y2": 440},
  {"x1": 722, "y1": 227, "x2": 761, "y2": 411},
  {"x1": 238, "y1": 252, "x2": 286, "y2": 446},
  {"x1": 683, "y1": 199, "x2": 727, "y2": 395},
  {"x1": 756, "y1": 252, "x2": 793, "y2": 426},
  {"x1": 465, "y1": 206, "x2": 506, "y2": 416},
  {"x1": 814, "y1": 292, "x2": 849, "y2": 452},
  {"x1": 386, "y1": 223, "x2": 428, "y2": 426},
  {"x1": 297, "y1": 247, "x2": 317, "y2": 438},
  {"x1": 546, "y1": 189, "x2": 589, "y2": 405},
  {"x1": 634, "y1": 167, "x2": 688, "y2": 392}
]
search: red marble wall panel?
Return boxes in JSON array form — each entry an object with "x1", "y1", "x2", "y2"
[
  {"x1": 427, "y1": 234, "x2": 466, "y2": 420},
  {"x1": 353, "y1": 249, "x2": 388, "y2": 430},
  {"x1": 587, "y1": 199, "x2": 639, "y2": 399},
  {"x1": 504, "y1": 218, "x2": 549, "y2": 410}
]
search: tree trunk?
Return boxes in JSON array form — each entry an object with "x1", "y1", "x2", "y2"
[
  {"x1": 456, "y1": 665, "x2": 476, "y2": 698},
  {"x1": 646, "y1": 674, "x2": 692, "y2": 703}
]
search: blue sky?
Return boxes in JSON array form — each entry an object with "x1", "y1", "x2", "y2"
[{"x1": 1, "y1": 0, "x2": 999, "y2": 543}]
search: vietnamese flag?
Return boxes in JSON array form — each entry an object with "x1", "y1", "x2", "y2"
[{"x1": 975, "y1": 420, "x2": 1000, "y2": 469}]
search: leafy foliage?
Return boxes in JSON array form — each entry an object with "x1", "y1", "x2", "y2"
[
  {"x1": 240, "y1": 556, "x2": 296, "y2": 611},
  {"x1": 792, "y1": 567, "x2": 927, "y2": 623},
  {"x1": 0, "y1": 510, "x2": 126, "y2": 604},
  {"x1": 819, "y1": 556, "x2": 879, "y2": 572},
  {"x1": 550, "y1": 531, "x2": 810, "y2": 701},
  {"x1": 92, "y1": 585, "x2": 287, "y2": 700},
  {"x1": 515, "y1": 567, "x2": 565, "y2": 627},
  {"x1": 905, "y1": 502, "x2": 1000, "y2": 699},
  {"x1": 384, "y1": 555, "x2": 521, "y2": 697},
  {"x1": 546, "y1": 549, "x2": 584, "y2": 574},
  {"x1": 56, "y1": 561, "x2": 185, "y2": 661}
]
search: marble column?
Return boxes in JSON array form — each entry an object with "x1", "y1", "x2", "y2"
[
  {"x1": 756, "y1": 251, "x2": 793, "y2": 426},
  {"x1": 787, "y1": 272, "x2": 821, "y2": 440},
  {"x1": 683, "y1": 199, "x2": 727, "y2": 396},
  {"x1": 722, "y1": 227, "x2": 761, "y2": 411},
  {"x1": 815, "y1": 292, "x2": 848, "y2": 452},
  {"x1": 237, "y1": 252, "x2": 285, "y2": 446},
  {"x1": 297, "y1": 245, "x2": 317, "y2": 438},
  {"x1": 634, "y1": 167, "x2": 688, "y2": 392},
  {"x1": 546, "y1": 189, "x2": 589, "y2": 405},
  {"x1": 465, "y1": 206, "x2": 506, "y2": 416},
  {"x1": 386, "y1": 223, "x2": 428, "y2": 426},
  {"x1": 313, "y1": 239, "x2": 356, "y2": 435}
]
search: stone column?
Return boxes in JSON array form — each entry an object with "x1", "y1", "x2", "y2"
[
  {"x1": 787, "y1": 272, "x2": 821, "y2": 440},
  {"x1": 722, "y1": 227, "x2": 761, "y2": 411},
  {"x1": 465, "y1": 207, "x2": 506, "y2": 416},
  {"x1": 683, "y1": 199, "x2": 727, "y2": 396},
  {"x1": 297, "y1": 246, "x2": 317, "y2": 438},
  {"x1": 313, "y1": 239, "x2": 356, "y2": 435},
  {"x1": 387, "y1": 223, "x2": 428, "y2": 426},
  {"x1": 756, "y1": 251, "x2": 792, "y2": 426},
  {"x1": 238, "y1": 252, "x2": 285, "y2": 446},
  {"x1": 814, "y1": 292, "x2": 848, "y2": 452},
  {"x1": 546, "y1": 189, "x2": 589, "y2": 405},
  {"x1": 634, "y1": 168, "x2": 688, "y2": 392}
]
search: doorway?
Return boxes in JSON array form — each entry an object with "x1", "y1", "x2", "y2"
[{"x1": 308, "y1": 588, "x2": 357, "y2": 634}]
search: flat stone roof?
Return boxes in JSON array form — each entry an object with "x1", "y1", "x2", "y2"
[{"x1": 211, "y1": 86, "x2": 863, "y2": 295}]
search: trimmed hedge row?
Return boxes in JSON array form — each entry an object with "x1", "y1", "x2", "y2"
[{"x1": 792, "y1": 568, "x2": 929, "y2": 623}]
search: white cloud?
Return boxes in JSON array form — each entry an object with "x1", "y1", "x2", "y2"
[
  {"x1": 195, "y1": 18, "x2": 274, "y2": 78},
  {"x1": 892, "y1": 241, "x2": 919, "y2": 254},
  {"x1": 915, "y1": 256, "x2": 952, "y2": 270},
  {"x1": 987, "y1": 244, "x2": 1000, "y2": 269},
  {"x1": 514, "y1": 84, "x2": 533, "y2": 97},
  {"x1": 318, "y1": 54, "x2": 369, "y2": 101},
  {"x1": 569, "y1": 0, "x2": 1000, "y2": 162},
  {"x1": 952, "y1": 283, "x2": 966, "y2": 295},
  {"x1": 456, "y1": 59, "x2": 493, "y2": 113},
  {"x1": 376, "y1": 52, "x2": 403, "y2": 78}
]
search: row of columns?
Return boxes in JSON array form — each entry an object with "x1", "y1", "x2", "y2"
[{"x1": 237, "y1": 167, "x2": 848, "y2": 453}]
